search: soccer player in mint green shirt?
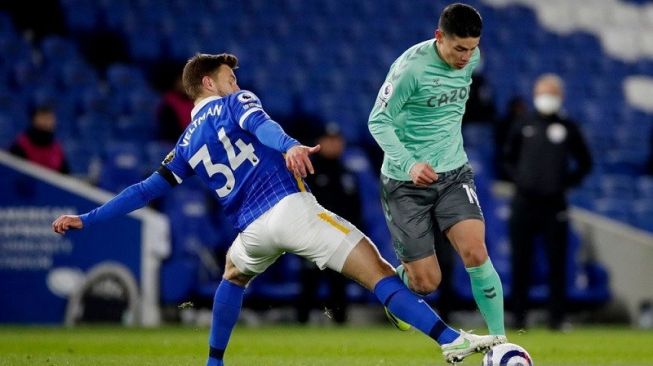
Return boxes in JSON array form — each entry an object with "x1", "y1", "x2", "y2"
[{"x1": 369, "y1": 3, "x2": 507, "y2": 340}]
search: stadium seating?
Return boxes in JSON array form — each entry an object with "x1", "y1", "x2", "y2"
[
  {"x1": 97, "y1": 141, "x2": 146, "y2": 193},
  {"x1": 7, "y1": 0, "x2": 651, "y2": 308}
]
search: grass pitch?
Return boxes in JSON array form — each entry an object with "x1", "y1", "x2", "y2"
[{"x1": 1, "y1": 325, "x2": 652, "y2": 365}]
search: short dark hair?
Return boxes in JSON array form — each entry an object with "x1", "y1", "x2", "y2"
[
  {"x1": 31, "y1": 105, "x2": 55, "y2": 119},
  {"x1": 182, "y1": 53, "x2": 239, "y2": 99},
  {"x1": 438, "y1": 3, "x2": 483, "y2": 38}
]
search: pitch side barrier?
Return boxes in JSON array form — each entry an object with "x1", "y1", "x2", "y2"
[
  {"x1": 493, "y1": 181, "x2": 653, "y2": 324},
  {"x1": 0, "y1": 151, "x2": 169, "y2": 326},
  {"x1": 570, "y1": 207, "x2": 653, "y2": 325}
]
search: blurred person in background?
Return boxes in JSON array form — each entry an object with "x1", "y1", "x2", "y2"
[
  {"x1": 9, "y1": 106, "x2": 70, "y2": 174},
  {"x1": 462, "y1": 68, "x2": 497, "y2": 124},
  {"x1": 157, "y1": 71, "x2": 194, "y2": 143},
  {"x1": 296, "y1": 122, "x2": 360, "y2": 325},
  {"x1": 502, "y1": 73, "x2": 592, "y2": 330},
  {"x1": 494, "y1": 96, "x2": 529, "y2": 180},
  {"x1": 368, "y1": 3, "x2": 506, "y2": 341}
]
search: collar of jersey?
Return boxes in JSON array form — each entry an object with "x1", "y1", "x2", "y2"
[
  {"x1": 191, "y1": 95, "x2": 222, "y2": 119},
  {"x1": 432, "y1": 39, "x2": 449, "y2": 69}
]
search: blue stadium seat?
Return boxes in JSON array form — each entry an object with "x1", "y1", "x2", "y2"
[
  {"x1": 162, "y1": 186, "x2": 229, "y2": 257},
  {"x1": 167, "y1": 34, "x2": 202, "y2": 61},
  {"x1": 158, "y1": 185, "x2": 234, "y2": 302},
  {"x1": 61, "y1": 139, "x2": 99, "y2": 178},
  {"x1": 0, "y1": 88, "x2": 27, "y2": 121},
  {"x1": 80, "y1": 87, "x2": 118, "y2": 116},
  {"x1": 0, "y1": 111, "x2": 18, "y2": 148},
  {"x1": 31, "y1": 86, "x2": 60, "y2": 108},
  {"x1": 112, "y1": 115, "x2": 154, "y2": 142},
  {"x1": 60, "y1": 0, "x2": 99, "y2": 31},
  {"x1": 482, "y1": 194, "x2": 511, "y2": 267},
  {"x1": 0, "y1": 12, "x2": 15, "y2": 36},
  {"x1": 116, "y1": 88, "x2": 159, "y2": 141},
  {"x1": 244, "y1": 254, "x2": 301, "y2": 304},
  {"x1": 569, "y1": 189, "x2": 595, "y2": 209},
  {"x1": 160, "y1": 258, "x2": 199, "y2": 305},
  {"x1": 77, "y1": 112, "x2": 114, "y2": 142},
  {"x1": 566, "y1": 231, "x2": 610, "y2": 304},
  {"x1": 593, "y1": 198, "x2": 633, "y2": 223},
  {"x1": 637, "y1": 176, "x2": 653, "y2": 199},
  {"x1": 106, "y1": 64, "x2": 147, "y2": 92},
  {"x1": 61, "y1": 60, "x2": 98, "y2": 91},
  {"x1": 11, "y1": 59, "x2": 41, "y2": 90},
  {"x1": 97, "y1": 141, "x2": 146, "y2": 193},
  {"x1": 0, "y1": 34, "x2": 32, "y2": 71},
  {"x1": 632, "y1": 200, "x2": 653, "y2": 232},
  {"x1": 603, "y1": 150, "x2": 648, "y2": 176},
  {"x1": 598, "y1": 174, "x2": 636, "y2": 199},
  {"x1": 145, "y1": 141, "x2": 175, "y2": 168},
  {"x1": 100, "y1": 0, "x2": 131, "y2": 29},
  {"x1": 128, "y1": 30, "x2": 163, "y2": 61},
  {"x1": 38, "y1": 0, "x2": 636, "y2": 308},
  {"x1": 40, "y1": 36, "x2": 79, "y2": 66}
]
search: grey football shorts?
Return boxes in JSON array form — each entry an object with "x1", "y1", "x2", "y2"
[{"x1": 380, "y1": 163, "x2": 484, "y2": 262}]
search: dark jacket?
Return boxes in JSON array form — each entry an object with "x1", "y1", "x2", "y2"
[
  {"x1": 503, "y1": 112, "x2": 592, "y2": 197},
  {"x1": 305, "y1": 155, "x2": 362, "y2": 228}
]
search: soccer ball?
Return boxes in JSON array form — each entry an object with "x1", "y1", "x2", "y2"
[{"x1": 482, "y1": 343, "x2": 533, "y2": 366}]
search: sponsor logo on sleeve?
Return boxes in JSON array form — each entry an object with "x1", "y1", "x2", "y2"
[
  {"x1": 162, "y1": 150, "x2": 175, "y2": 165},
  {"x1": 377, "y1": 81, "x2": 394, "y2": 108},
  {"x1": 380, "y1": 81, "x2": 394, "y2": 102}
]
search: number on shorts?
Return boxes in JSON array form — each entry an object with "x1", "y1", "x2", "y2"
[{"x1": 462, "y1": 183, "x2": 480, "y2": 206}]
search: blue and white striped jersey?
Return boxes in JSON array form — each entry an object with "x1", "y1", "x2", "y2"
[{"x1": 162, "y1": 90, "x2": 306, "y2": 231}]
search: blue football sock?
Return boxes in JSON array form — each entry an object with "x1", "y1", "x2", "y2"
[
  {"x1": 374, "y1": 275, "x2": 459, "y2": 345},
  {"x1": 207, "y1": 280, "x2": 245, "y2": 366}
]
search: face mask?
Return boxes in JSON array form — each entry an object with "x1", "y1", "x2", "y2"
[{"x1": 533, "y1": 94, "x2": 562, "y2": 115}]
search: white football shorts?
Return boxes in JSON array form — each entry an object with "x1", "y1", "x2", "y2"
[{"x1": 228, "y1": 192, "x2": 364, "y2": 275}]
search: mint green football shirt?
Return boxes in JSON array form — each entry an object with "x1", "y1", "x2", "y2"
[{"x1": 368, "y1": 39, "x2": 480, "y2": 181}]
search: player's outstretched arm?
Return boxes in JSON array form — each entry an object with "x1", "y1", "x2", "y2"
[
  {"x1": 243, "y1": 109, "x2": 321, "y2": 177},
  {"x1": 52, "y1": 215, "x2": 83, "y2": 234},
  {"x1": 51, "y1": 171, "x2": 174, "y2": 235}
]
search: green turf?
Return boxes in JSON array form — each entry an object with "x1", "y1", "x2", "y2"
[{"x1": 0, "y1": 325, "x2": 652, "y2": 365}]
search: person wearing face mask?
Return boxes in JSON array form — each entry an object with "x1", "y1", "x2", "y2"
[
  {"x1": 502, "y1": 73, "x2": 592, "y2": 330},
  {"x1": 9, "y1": 106, "x2": 70, "y2": 174}
]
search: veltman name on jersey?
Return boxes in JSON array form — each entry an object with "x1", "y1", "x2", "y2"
[{"x1": 180, "y1": 104, "x2": 224, "y2": 147}]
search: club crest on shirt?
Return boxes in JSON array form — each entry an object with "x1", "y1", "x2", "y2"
[
  {"x1": 547, "y1": 123, "x2": 567, "y2": 144},
  {"x1": 237, "y1": 92, "x2": 256, "y2": 103}
]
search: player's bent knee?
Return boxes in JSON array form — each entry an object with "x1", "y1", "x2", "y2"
[
  {"x1": 222, "y1": 269, "x2": 251, "y2": 287},
  {"x1": 460, "y1": 244, "x2": 489, "y2": 267},
  {"x1": 223, "y1": 257, "x2": 253, "y2": 287},
  {"x1": 357, "y1": 239, "x2": 396, "y2": 279},
  {"x1": 410, "y1": 276, "x2": 441, "y2": 295},
  {"x1": 340, "y1": 238, "x2": 395, "y2": 290}
]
